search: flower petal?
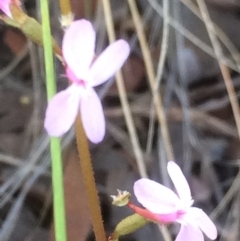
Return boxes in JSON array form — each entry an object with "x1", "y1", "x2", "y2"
[
  {"x1": 62, "y1": 19, "x2": 96, "y2": 80},
  {"x1": 80, "y1": 87, "x2": 105, "y2": 143},
  {"x1": 90, "y1": 40, "x2": 130, "y2": 87},
  {"x1": 44, "y1": 84, "x2": 81, "y2": 136},
  {"x1": 167, "y1": 161, "x2": 192, "y2": 205},
  {"x1": 176, "y1": 224, "x2": 204, "y2": 241},
  {"x1": 134, "y1": 178, "x2": 181, "y2": 214},
  {"x1": 188, "y1": 207, "x2": 217, "y2": 240},
  {"x1": 0, "y1": 0, "x2": 11, "y2": 17}
]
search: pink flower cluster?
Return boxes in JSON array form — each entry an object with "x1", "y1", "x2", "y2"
[
  {"x1": 132, "y1": 161, "x2": 217, "y2": 241},
  {"x1": 44, "y1": 20, "x2": 130, "y2": 143}
]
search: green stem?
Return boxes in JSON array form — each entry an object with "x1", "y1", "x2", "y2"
[
  {"x1": 40, "y1": 1, "x2": 67, "y2": 241},
  {"x1": 75, "y1": 116, "x2": 106, "y2": 241}
]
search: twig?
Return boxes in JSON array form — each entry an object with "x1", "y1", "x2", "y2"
[
  {"x1": 196, "y1": 0, "x2": 240, "y2": 148},
  {"x1": 84, "y1": 0, "x2": 92, "y2": 19},
  {"x1": 75, "y1": 116, "x2": 106, "y2": 241},
  {"x1": 181, "y1": 0, "x2": 240, "y2": 70},
  {"x1": 101, "y1": 0, "x2": 147, "y2": 178},
  {"x1": 147, "y1": 0, "x2": 239, "y2": 72},
  {"x1": 58, "y1": 0, "x2": 73, "y2": 27},
  {"x1": 127, "y1": 1, "x2": 173, "y2": 241},
  {"x1": 59, "y1": 0, "x2": 71, "y2": 16},
  {"x1": 196, "y1": 0, "x2": 240, "y2": 224},
  {"x1": 146, "y1": 0, "x2": 170, "y2": 154},
  {"x1": 211, "y1": 171, "x2": 240, "y2": 220},
  {"x1": 127, "y1": 0, "x2": 174, "y2": 162}
]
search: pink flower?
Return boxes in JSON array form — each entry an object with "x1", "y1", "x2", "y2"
[
  {"x1": 0, "y1": 0, "x2": 11, "y2": 17},
  {"x1": 133, "y1": 161, "x2": 217, "y2": 241},
  {"x1": 44, "y1": 19, "x2": 130, "y2": 143}
]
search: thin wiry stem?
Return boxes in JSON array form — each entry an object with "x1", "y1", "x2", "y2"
[
  {"x1": 127, "y1": 0, "x2": 174, "y2": 162},
  {"x1": 127, "y1": 2, "x2": 173, "y2": 241},
  {"x1": 75, "y1": 116, "x2": 106, "y2": 241},
  {"x1": 181, "y1": 0, "x2": 240, "y2": 71},
  {"x1": 84, "y1": 0, "x2": 92, "y2": 19},
  {"x1": 59, "y1": 0, "x2": 71, "y2": 16},
  {"x1": 58, "y1": 0, "x2": 73, "y2": 28},
  {"x1": 211, "y1": 171, "x2": 240, "y2": 220},
  {"x1": 147, "y1": 0, "x2": 239, "y2": 72},
  {"x1": 101, "y1": 0, "x2": 148, "y2": 178},
  {"x1": 146, "y1": 0, "x2": 170, "y2": 155},
  {"x1": 196, "y1": 0, "x2": 240, "y2": 221},
  {"x1": 196, "y1": 0, "x2": 240, "y2": 141}
]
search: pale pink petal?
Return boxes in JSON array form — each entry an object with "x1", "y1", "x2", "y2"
[
  {"x1": 90, "y1": 40, "x2": 130, "y2": 87},
  {"x1": 80, "y1": 87, "x2": 105, "y2": 143},
  {"x1": 176, "y1": 224, "x2": 204, "y2": 241},
  {"x1": 62, "y1": 19, "x2": 95, "y2": 80},
  {"x1": 0, "y1": 0, "x2": 11, "y2": 17},
  {"x1": 44, "y1": 84, "x2": 81, "y2": 137},
  {"x1": 188, "y1": 207, "x2": 217, "y2": 240},
  {"x1": 134, "y1": 178, "x2": 181, "y2": 214},
  {"x1": 167, "y1": 161, "x2": 192, "y2": 205}
]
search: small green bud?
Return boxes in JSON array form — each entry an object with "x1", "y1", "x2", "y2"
[{"x1": 109, "y1": 213, "x2": 149, "y2": 241}]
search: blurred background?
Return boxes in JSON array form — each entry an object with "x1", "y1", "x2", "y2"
[{"x1": 0, "y1": 0, "x2": 240, "y2": 240}]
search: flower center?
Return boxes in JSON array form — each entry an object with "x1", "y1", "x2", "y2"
[
  {"x1": 155, "y1": 209, "x2": 187, "y2": 224},
  {"x1": 77, "y1": 79, "x2": 87, "y2": 88},
  {"x1": 66, "y1": 66, "x2": 89, "y2": 89}
]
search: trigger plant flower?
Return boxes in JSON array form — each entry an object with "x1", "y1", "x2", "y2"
[
  {"x1": 44, "y1": 19, "x2": 130, "y2": 143},
  {"x1": 130, "y1": 161, "x2": 217, "y2": 241}
]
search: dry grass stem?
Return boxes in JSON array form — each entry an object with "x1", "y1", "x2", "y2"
[
  {"x1": 147, "y1": 0, "x2": 239, "y2": 72},
  {"x1": 127, "y1": 0, "x2": 174, "y2": 162},
  {"x1": 196, "y1": 0, "x2": 240, "y2": 139},
  {"x1": 181, "y1": 0, "x2": 240, "y2": 70},
  {"x1": 146, "y1": 0, "x2": 170, "y2": 155},
  {"x1": 101, "y1": 0, "x2": 147, "y2": 178},
  {"x1": 196, "y1": 0, "x2": 240, "y2": 227}
]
